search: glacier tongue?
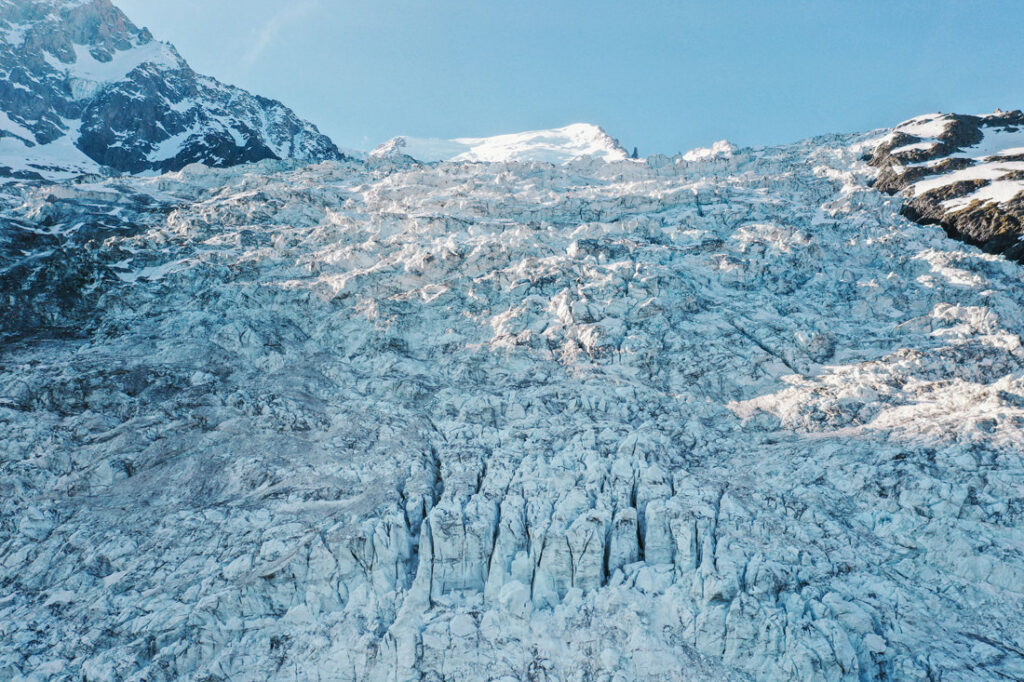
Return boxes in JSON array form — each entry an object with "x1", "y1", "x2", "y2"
[{"x1": 1, "y1": 132, "x2": 1024, "y2": 681}]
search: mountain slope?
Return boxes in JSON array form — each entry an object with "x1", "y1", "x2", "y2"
[
  {"x1": 870, "y1": 110, "x2": 1024, "y2": 259},
  {"x1": 0, "y1": 0, "x2": 341, "y2": 178},
  {"x1": 369, "y1": 123, "x2": 628, "y2": 164},
  {"x1": 1, "y1": 125, "x2": 1023, "y2": 680}
]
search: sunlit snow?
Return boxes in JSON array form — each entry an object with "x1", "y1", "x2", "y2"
[{"x1": 371, "y1": 123, "x2": 628, "y2": 164}]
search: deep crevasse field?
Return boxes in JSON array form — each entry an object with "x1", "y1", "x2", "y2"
[{"x1": 1, "y1": 132, "x2": 1023, "y2": 681}]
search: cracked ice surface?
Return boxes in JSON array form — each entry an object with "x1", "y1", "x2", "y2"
[{"x1": 1, "y1": 134, "x2": 1024, "y2": 681}]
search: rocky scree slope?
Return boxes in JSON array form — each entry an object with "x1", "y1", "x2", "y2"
[
  {"x1": 1, "y1": 132, "x2": 1024, "y2": 681},
  {"x1": 870, "y1": 111, "x2": 1024, "y2": 259},
  {"x1": 0, "y1": 0, "x2": 342, "y2": 179}
]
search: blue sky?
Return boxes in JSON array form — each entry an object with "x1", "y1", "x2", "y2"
[{"x1": 116, "y1": 0, "x2": 1024, "y2": 155}]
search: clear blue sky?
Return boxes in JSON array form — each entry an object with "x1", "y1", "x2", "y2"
[{"x1": 116, "y1": 0, "x2": 1024, "y2": 155}]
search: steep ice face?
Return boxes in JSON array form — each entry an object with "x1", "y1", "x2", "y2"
[
  {"x1": 370, "y1": 123, "x2": 629, "y2": 164},
  {"x1": 2, "y1": 129, "x2": 1024, "y2": 681},
  {"x1": 0, "y1": 0, "x2": 342, "y2": 178}
]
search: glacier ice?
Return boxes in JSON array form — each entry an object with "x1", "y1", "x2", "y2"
[{"x1": 1, "y1": 131, "x2": 1024, "y2": 681}]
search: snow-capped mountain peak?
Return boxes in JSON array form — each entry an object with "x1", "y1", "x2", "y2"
[
  {"x1": 681, "y1": 139, "x2": 738, "y2": 162},
  {"x1": 369, "y1": 123, "x2": 628, "y2": 164},
  {"x1": 0, "y1": 0, "x2": 342, "y2": 179}
]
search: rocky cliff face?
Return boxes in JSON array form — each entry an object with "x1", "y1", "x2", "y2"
[
  {"x1": 2, "y1": 131, "x2": 1024, "y2": 680},
  {"x1": 0, "y1": 0, "x2": 342, "y2": 179},
  {"x1": 869, "y1": 111, "x2": 1024, "y2": 259}
]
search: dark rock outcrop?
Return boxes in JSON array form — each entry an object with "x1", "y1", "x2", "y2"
[{"x1": 869, "y1": 111, "x2": 1024, "y2": 260}]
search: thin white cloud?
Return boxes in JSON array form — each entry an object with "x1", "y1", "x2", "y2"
[{"x1": 243, "y1": 0, "x2": 320, "y2": 71}]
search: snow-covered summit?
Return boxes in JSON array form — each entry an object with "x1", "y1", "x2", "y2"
[
  {"x1": 681, "y1": 139, "x2": 737, "y2": 162},
  {"x1": 0, "y1": 0, "x2": 342, "y2": 179},
  {"x1": 369, "y1": 123, "x2": 628, "y2": 164}
]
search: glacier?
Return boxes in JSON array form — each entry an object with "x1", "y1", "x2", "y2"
[{"x1": 2, "y1": 124, "x2": 1024, "y2": 681}]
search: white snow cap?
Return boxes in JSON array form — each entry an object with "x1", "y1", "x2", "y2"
[
  {"x1": 682, "y1": 140, "x2": 738, "y2": 163},
  {"x1": 370, "y1": 123, "x2": 628, "y2": 165}
]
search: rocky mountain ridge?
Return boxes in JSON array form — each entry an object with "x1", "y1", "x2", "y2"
[{"x1": 0, "y1": 0, "x2": 342, "y2": 179}]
